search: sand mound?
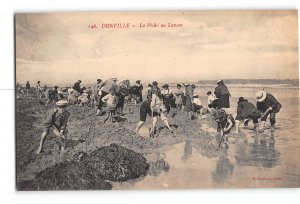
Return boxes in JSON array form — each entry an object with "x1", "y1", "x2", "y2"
[{"x1": 17, "y1": 144, "x2": 149, "y2": 190}]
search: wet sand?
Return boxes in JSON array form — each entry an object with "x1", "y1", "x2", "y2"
[{"x1": 16, "y1": 86, "x2": 300, "y2": 189}]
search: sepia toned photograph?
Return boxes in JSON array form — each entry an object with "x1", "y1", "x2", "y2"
[{"x1": 15, "y1": 10, "x2": 299, "y2": 190}]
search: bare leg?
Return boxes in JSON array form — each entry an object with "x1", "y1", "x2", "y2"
[
  {"x1": 235, "y1": 120, "x2": 240, "y2": 134},
  {"x1": 53, "y1": 128, "x2": 66, "y2": 151},
  {"x1": 45, "y1": 99, "x2": 50, "y2": 106},
  {"x1": 135, "y1": 121, "x2": 145, "y2": 134},
  {"x1": 162, "y1": 119, "x2": 172, "y2": 133},
  {"x1": 36, "y1": 131, "x2": 48, "y2": 154},
  {"x1": 199, "y1": 108, "x2": 203, "y2": 117},
  {"x1": 150, "y1": 116, "x2": 158, "y2": 136}
]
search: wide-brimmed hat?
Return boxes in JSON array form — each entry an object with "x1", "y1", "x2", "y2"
[
  {"x1": 56, "y1": 100, "x2": 68, "y2": 107},
  {"x1": 237, "y1": 97, "x2": 247, "y2": 104},
  {"x1": 112, "y1": 77, "x2": 118, "y2": 81},
  {"x1": 256, "y1": 91, "x2": 267, "y2": 102},
  {"x1": 217, "y1": 80, "x2": 223, "y2": 83}
]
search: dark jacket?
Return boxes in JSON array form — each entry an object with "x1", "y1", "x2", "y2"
[
  {"x1": 73, "y1": 82, "x2": 81, "y2": 94},
  {"x1": 214, "y1": 81, "x2": 230, "y2": 98},
  {"x1": 26, "y1": 82, "x2": 30, "y2": 89},
  {"x1": 147, "y1": 87, "x2": 161, "y2": 99},
  {"x1": 257, "y1": 93, "x2": 281, "y2": 113},
  {"x1": 44, "y1": 109, "x2": 70, "y2": 131},
  {"x1": 236, "y1": 99, "x2": 260, "y2": 121}
]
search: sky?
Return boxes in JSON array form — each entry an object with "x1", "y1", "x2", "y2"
[{"x1": 16, "y1": 11, "x2": 298, "y2": 85}]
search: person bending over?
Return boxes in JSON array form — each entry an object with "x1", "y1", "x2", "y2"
[{"x1": 135, "y1": 94, "x2": 172, "y2": 137}]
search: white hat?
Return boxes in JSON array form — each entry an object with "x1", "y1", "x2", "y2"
[
  {"x1": 56, "y1": 100, "x2": 68, "y2": 107},
  {"x1": 217, "y1": 80, "x2": 222, "y2": 83},
  {"x1": 256, "y1": 91, "x2": 267, "y2": 102},
  {"x1": 83, "y1": 89, "x2": 89, "y2": 93},
  {"x1": 112, "y1": 77, "x2": 118, "y2": 81}
]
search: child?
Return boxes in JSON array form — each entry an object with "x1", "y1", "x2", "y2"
[
  {"x1": 213, "y1": 109, "x2": 235, "y2": 148},
  {"x1": 36, "y1": 100, "x2": 70, "y2": 154}
]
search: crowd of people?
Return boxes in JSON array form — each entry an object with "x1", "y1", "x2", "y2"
[{"x1": 16, "y1": 78, "x2": 282, "y2": 153}]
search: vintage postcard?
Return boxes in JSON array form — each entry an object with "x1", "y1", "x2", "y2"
[{"x1": 15, "y1": 10, "x2": 299, "y2": 190}]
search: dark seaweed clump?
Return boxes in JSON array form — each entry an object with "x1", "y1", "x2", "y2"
[{"x1": 17, "y1": 144, "x2": 149, "y2": 190}]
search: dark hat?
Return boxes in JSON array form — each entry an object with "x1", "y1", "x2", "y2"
[
  {"x1": 191, "y1": 84, "x2": 196, "y2": 88},
  {"x1": 176, "y1": 84, "x2": 181, "y2": 87},
  {"x1": 97, "y1": 79, "x2": 102, "y2": 82},
  {"x1": 147, "y1": 83, "x2": 152, "y2": 87},
  {"x1": 207, "y1": 91, "x2": 212, "y2": 95},
  {"x1": 163, "y1": 84, "x2": 169, "y2": 88},
  {"x1": 54, "y1": 86, "x2": 58, "y2": 89},
  {"x1": 78, "y1": 80, "x2": 82, "y2": 83},
  {"x1": 152, "y1": 81, "x2": 158, "y2": 86},
  {"x1": 238, "y1": 97, "x2": 247, "y2": 104},
  {"x1": 136, "y1": 80, "x2": 141, "y2": 83},
  {"x1": 37, "y1": 81, "x2": 40, "y2": 83}
]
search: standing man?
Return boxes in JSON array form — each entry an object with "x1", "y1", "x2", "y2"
[
  {"x1": 25, "y1": 81, "x2": 30, "y2": 96},
  {"x1": 214, "y1": 80, "x2": 231, "y2": 109},
  {"x1": 73, "y1": 80, "x2": 82, "y2": 94},
  {"x1": 96, "y1": 79, "x2": 102, "y2": 94},
  {"x1": 136, "y1": 80, "x2": 143, "y2": 103},
  {"x1": 45, "y1": 86, "x2": 59, "y2": 106},
  {"x1": 36, "y1": 100, "x2": 70, "y2": 154},
  {"x1": 36, "y1": 81, "x2": 42, "y2": 99},
  {"x1": 147, "y1": 81, "x2": 161, "y2": 100},
  {"x1": 96, "y1": 77, "x2": 118, "y2": 115},
  {"x1": 256, "y1": 90, "x2": 281, "y2": 132}
]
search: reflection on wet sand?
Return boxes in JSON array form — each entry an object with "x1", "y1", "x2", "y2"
[
  {"x1": 236, "y1": 131, "x2": 280, "y2": 168},
  {"x1": 182, "y1": 141, "x2": 193, "y2": 161},
  {"x1": 113, "y1": 127, "x2": 299, "y2": 189},
  {"x1": 212, "y1": 151, "x2": 234, "y2": 183}
]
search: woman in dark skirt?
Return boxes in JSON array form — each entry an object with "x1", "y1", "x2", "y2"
[{"x1": 214, "y1": 80, "x2": 231, "y2": 109}]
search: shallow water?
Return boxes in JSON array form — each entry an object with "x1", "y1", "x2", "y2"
[{"x1": 113, "y1": 86, "x2": 300, "y2": 189}]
